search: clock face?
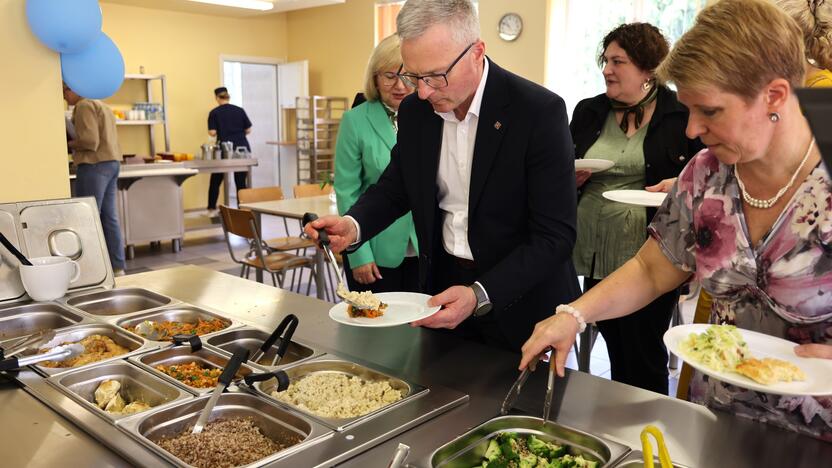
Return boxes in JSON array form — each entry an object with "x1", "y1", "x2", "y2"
[{"x1": 499, "y1": 13, "x2": 522, "y2": 42}]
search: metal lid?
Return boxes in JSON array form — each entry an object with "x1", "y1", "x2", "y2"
[{"x1": 0, "y1": 197, "x2": 115, "y2": 305}]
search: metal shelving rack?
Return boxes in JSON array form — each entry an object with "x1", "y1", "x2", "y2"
[
  {"x1": 295, "y1": 96, "x2": 347, "y2": 184},
  {"x1": 117, "y1": 74, "x2": 171, "y2": 153}
]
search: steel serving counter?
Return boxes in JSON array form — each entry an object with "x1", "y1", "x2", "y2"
[{"x1": 2, "y1": 265, "x2": 830, "y2": 467}]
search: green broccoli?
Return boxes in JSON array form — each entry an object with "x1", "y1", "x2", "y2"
[
  {"x1": 484, "y1": 439, "x2": 502, "y2": 461},
  {"x1": 571, "y1": 455, "x2": 598, "y2": 468},
  {"x1": 527, "y1": 435, "x2": 550, "y2": 458},
  {"x1": 550, "y1": 455, "x2": 578, "y2": 468},
  {"x1": 519, "y1": 453, "x2": 538, "y2": 468},
  {"x1": 484, "y1": 458, "x2": 511, "y2": 468},
  {"x1": 499, "y1": 437, "x2": 521, "y2": 460},
  {"x1": 496, "y1": 432, "x2": 520, "y2": 444}
]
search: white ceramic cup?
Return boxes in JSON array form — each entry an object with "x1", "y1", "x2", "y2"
[{"x1": 19, "y1": 256, "x2": 81, "y2": 302}]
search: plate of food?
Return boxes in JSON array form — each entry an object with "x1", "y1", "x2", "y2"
[
  {"x1": 664, "y1": 324, "x2": 832, "y2": 396},
  {"x1": 603, "y1": 189, "x2": 667, "y2": 207},
  {"x1": 575, "y1": 158, "x2": 615, "y2": 173},
  {"x1": 328, "y1": 291, "x2": 441, "y2": 328}
]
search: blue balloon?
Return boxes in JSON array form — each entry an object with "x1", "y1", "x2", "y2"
[
  {"x1": 26, "y1": 0, "x2": 102, "y2": 54},
  {"x1": 61, "y1": 33, "x2": 125, "y2": 100}
]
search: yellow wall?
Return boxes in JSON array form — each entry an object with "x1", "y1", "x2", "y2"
[
  {"x1": 286, "y1": 0, "x2": 549, "y2": 98},
  {"x1": 100, "y1": 3, "x2": 289, "y2": 209},
  {"x1": 0, "y1": 0, "x2": 69, "y2": 203}
]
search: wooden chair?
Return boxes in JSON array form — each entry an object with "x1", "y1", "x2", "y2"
[
  {"x1": 293, "y1": 183, "x2": 333, "y2": 198},
  {"x1": 219, "y1": 205, "x2": 312, "y2": 290},
  {"x1": 238, "y1": 187, "x2": 315, "y2": 252}
]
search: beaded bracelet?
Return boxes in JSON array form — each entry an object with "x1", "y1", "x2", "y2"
[{"x1": 555, "y1": 304, "x2": 587, "y2": 333}]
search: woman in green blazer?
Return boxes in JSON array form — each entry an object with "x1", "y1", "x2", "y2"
[{"x1": 334, "y1": 34, "x2": 418, "y2": 293}]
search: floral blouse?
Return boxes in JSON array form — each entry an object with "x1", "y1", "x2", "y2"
[{"x1": 648, "y1": 149, "x2": 832, "y2": 441}]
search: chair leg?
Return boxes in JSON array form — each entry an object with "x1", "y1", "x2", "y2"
[
  {"x1": 305, "y1": 266, "x2": 313, "y2": 296},
  {"x1": 239, "y1": 265, "x2": 246, "y2": 278},
  {"x1": 270, "y1": 272, "x2": 278, "y2": 287}
]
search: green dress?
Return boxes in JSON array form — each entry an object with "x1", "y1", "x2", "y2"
[{"x1": 573, "y1": 112, "x2": 648, "y2": 279}]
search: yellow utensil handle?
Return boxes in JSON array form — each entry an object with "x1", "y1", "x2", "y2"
[{"x1": 640, "y1": 425, "x2": 673, "y2": 468}]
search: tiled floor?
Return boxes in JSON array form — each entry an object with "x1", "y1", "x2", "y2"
[{"x1": 125, "y1": 211, "x2": 698, "y2": 397}]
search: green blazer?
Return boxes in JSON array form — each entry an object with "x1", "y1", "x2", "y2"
[{"x1": 334, "y1": 100, "x2": 418, "y2": 269}]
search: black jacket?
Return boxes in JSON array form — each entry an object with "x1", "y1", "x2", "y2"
[
  {"x1": 570, "y1": 86, "x2": 704, "y2": 223},
  {"x1": 346, "y1": 59, "x2": 581, "y2": 350}
]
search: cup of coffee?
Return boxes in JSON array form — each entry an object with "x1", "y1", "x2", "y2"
[{"x1": 19, "y1": 256, "x2": 81, "y2": 301}]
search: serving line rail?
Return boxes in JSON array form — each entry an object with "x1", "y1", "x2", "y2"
[{"x1": 0, "y1": 266, "x2": 828, "y2": 467}]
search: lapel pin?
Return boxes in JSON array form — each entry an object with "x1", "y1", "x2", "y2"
[{"x1": 494, "y1": 121, "x2": 502, "y2": 130}]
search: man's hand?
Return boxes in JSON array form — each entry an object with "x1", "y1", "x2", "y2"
[
  {"x1": 645, "y1": 177, "x2": 677, "y2": 193},
  {"x1": 576, "y1": 169, "x2": 592, "y2": 188},
  {"x1": 302, "y1": 215, "x2": 358, "y2": 253},
  {"x1": 794, "y1": 343, "x2": 832, "y2": 360},
  {"x1": 353, "y1": 262, "x2": 382, "y2": 284},
  {"x1": 411, "y1": 285, "x2": 477, "y2": 329}
]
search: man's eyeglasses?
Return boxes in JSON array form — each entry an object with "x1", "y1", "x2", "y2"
[{"x1": 397, "y1": 42, "x2": 476, "y2": 89}]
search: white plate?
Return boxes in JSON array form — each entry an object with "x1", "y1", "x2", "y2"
[
  {"x1": 575, "y1": 159, "x2": 615, "y2": 173},
  {"x1": 602, "y1": 189, "x2": 667, "y2": 207},
  {"x1": 328, "y1": 292, "x2": 441, "y2": 328},
  {"x1": 664, "y1": 324, "x2": 832, "y2": 396}
]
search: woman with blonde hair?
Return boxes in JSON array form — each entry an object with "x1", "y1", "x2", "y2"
[
  {"x1": 775, "y1": 0, "x2": 832, "y2": 87},
  {"x1": 334, "y1": 34, "x2": 419, "y2": 293},
  {"x1": 521, "y1": 0, "x2": 832, "y2": 440}
]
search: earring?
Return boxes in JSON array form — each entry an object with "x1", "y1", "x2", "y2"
[
  {"x1": 642, "y1": 80, "x2": 651, "y2": 91},
  {"x1": 769, "y1": 112, "x2": 780, "y2": 122}
]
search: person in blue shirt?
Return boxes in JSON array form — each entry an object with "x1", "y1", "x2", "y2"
[{"x1": 207, "y1": 87, "x2": 252, "y2": 214}]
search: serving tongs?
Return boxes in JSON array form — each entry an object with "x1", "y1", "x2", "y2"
[
  {"x1": 0, "y1": 329, "x2": 56, "y2": 360},
  {"x1": 0, "y1": 343, "x2": 84, "y2": 371},
  {"x1": 302, "y1": 212, "x2": 379, "y2": 311},
  {"x1": 500, "y1": 347, "x2": 558, "y2": 426},
  {"x1": 192, "y1": 347, "x2": 249, "y2": 434},
  {"x1": 250, "y1": 314, "x2": 299, "y2": 367}
]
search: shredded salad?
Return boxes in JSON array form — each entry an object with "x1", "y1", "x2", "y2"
[{"x1": 679, "y1": 324, "x2": 749, "y2": 373}]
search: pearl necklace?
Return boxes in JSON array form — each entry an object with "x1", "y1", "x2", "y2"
[{"x1": 734, "y1": 138, "x2": 815, "y2": 209}]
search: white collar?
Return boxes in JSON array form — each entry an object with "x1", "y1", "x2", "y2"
[{"x1": 436, "y1": 57, "x2": 489, "y2": 122}]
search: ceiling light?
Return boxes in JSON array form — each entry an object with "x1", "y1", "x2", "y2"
[{"x1": 187, "y1": 0, "x2": 274, "y2": 11}]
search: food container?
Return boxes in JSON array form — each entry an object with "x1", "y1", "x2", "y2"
[
  {"x1": 118, "y1": 393, "x2": 332, "y2": 468},
  {"x1": 612, "y1": 451, "x2": 690, "y2": 468},
  {"x1": 253, "y1": 357, "x2": 426, "y2": 431},
  {"x1": 64, "y1": 288, "x2": 173, "y2": 317},
  {"x1": 117, "y1": 306, "x2": 238, "y2": 344},
  {"x1": 205, "y1": 327, "x2": 319, "y2": 369},
  {"x1": 46, "y1": 360, "x2": 193, "y2": 422},
  {"x1": 24, "y1": 323, "x2": 151, "y2": 376},
  {"x1": 429, "y1": 415, "x2": 630, "y2": 467},
  {"x1": 130, "y1": 346, "x2": 258, "y2": 395},
  {"x1": 0, "y1": 303, "x2": 88, "y2": 343}
]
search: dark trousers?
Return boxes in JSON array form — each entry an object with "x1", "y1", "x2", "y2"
[
  {"x1": 431, "y1": 248, "x2": 514, "y2": 351},
  {"x1": 584, "y1": 276, "x2": 677, "y2": 395},
  {"x1": 207, "y1": 172, "x2": 248, "y2": 209},
  {"x1": 342, "y1": 255, "x2": 420, "y2": 294}
]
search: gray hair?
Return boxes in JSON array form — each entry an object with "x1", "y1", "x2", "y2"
[{"x1": 396, "y1": 0, "x2": 480, "y2": 46}]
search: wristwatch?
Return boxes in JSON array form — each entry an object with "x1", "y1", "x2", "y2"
[{"x1": 470, "y1": 282, "x2": 493, "y2": 317}]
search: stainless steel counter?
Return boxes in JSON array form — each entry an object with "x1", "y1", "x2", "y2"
[{"x1": 2, "y1": 265, "x2": 829, "y2": 467}]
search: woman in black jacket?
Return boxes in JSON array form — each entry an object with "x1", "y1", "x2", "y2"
[{"x1": 570, "y1": 23, "x2": 703, "y2": 394}]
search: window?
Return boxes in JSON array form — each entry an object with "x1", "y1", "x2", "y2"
[
  {"x1": 545, "y1": 0, "x2": 704, "y2": 116},
  {"x1": 375, "y1": 1, "x2": 405, "y2": 45}
]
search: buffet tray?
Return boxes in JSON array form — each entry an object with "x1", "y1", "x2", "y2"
[
  {"x1": 129, "y1": 345, "x2": 259, "y2": 395},
  {"x1": 115, "y1": 304, "x2": 243, "y2": 346},
  {"x1": 118, "y1": 392, "x2": 333, "y2": 468},
  {"x1": 62, "y1": 287, "x2": 176, "y2": 318},
  {"x1": 429, "y1": 415, "x2": 631, "y2": 467},
  {"x1": 205, "y1": 326, "x2": 322, "y2": 370},
  {"x1": 24, "y1": 323, "x2": 155, "y2": 377},
  {"x1": 0, "y1": 302, "x2": 93, "y2": 344},
  {"x1": 46, "y1": 360, "x2": 194, "y2": 422}
]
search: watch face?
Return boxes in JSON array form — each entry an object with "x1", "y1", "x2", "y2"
[{"x1": 499, "y1": 13, "x2": 522, "y2": 42}]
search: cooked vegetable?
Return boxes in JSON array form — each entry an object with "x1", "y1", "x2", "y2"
[{"x1": 473, "y1": 433, "x2": 598, "y2": 468}]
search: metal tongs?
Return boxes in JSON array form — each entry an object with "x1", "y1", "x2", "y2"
[
  {"x1": 0, "y1": 330, "x2": 56, "y2": 360},
  {"x1": 302, "y1": 212, "x2": 376, "y2": 311},
  {"x1": 192, "y1": 347, "x2": 249, "y2": 434},
  {"x1": 500, "y1": 347, "x2": 558, "y2": 425},
  {"x1": 0, "y1": 343, "x2": 84, "y2": 371},
  {"x1": 250, "y1": 314, "x2": 299, "y2": 367}
]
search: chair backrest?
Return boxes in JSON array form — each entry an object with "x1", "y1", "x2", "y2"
[
  {"x1": 293, "y1": 183, "x2": 332, "y2": 198},
  {"x1": 219, "y1": 205, "x2": 258, "y2": 240},
  {"x1": 238, "y1": 186, "x2": 285, "y2": 205}
]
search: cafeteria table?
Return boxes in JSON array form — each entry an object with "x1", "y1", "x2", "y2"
[{"x1": 241, "y1": 194, "x2": 338, "y2": 299}]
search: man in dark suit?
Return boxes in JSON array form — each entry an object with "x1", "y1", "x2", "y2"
[{"x1": 305, "y1": 0, "x2": 580, "y2": 351}]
